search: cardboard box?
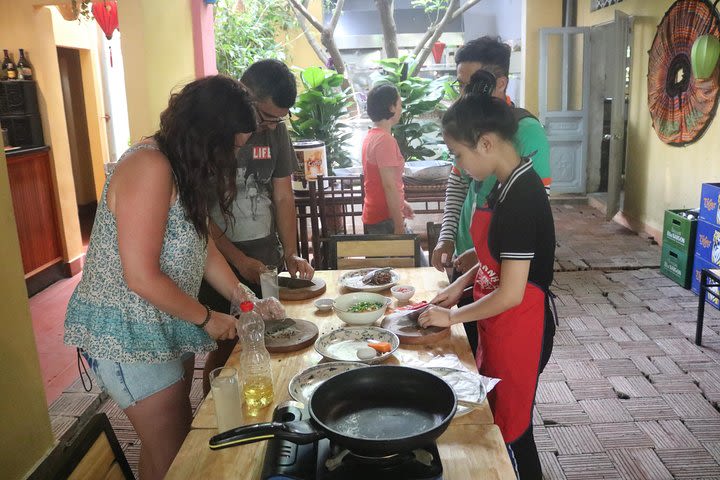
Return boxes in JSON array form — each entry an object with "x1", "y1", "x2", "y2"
[
  {"x1": 699, "y1": 182, "x2": 720, "y2": 226},
  {"x1": 694, "y1": 219, "x2": 720, "y2": 267},
  {"x1": 662, "y1": 209, "x2": 698, "y2": 254},
  {"x1": 691, "y1": 255, "x2": 720, "y2": 310},
  {"x1": 661, "y1": 242, "x2": 693, "y2": 288}
]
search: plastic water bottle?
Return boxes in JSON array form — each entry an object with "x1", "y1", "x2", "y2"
[{"x1": 236, "y1": 301, "x2": 274, "y2": 417}]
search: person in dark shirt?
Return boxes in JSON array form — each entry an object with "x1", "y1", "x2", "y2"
[{"x1": 419, "y1": 73, "x2": 555, "y2": 480}]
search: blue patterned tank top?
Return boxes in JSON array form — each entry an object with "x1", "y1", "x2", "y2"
[{"x1": 64, "y1": 144, "x2": 216, "y2": 363}]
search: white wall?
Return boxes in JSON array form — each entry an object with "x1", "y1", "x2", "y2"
[{"x1": 463, "y1": 0, "x2": 522, "y2": 45}]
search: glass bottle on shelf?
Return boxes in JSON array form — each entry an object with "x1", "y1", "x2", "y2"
[
  {"x1": 16, "y1": 49, "x2": 32, "y2": 80},
  {"x1": 2, "y1": 50, "x2": 17, "y2": 80},
  {"x1": 236, "y1": 301, "x2": 274, "y2": 417}
]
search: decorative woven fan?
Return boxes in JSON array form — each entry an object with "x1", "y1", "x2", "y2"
[{"x1": 648, "y1": 0, "x2": 720, "y2": 146}]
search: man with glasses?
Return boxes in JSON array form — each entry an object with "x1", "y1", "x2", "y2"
[
  {"x1": 199, "y1": 59, "x2": 314, "y2": 394},
  {"x1": 431, "y1": 37, "x2": 552, "y2": 359}
]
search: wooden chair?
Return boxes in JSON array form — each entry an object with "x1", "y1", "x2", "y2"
[
  {"x1": 426, "y1": 221, "x2": 442, "y2": 258},
  {"x1": 30, "y1": 413, "x2": 134, "y2": 480},
  {"x1": 328, "y1": 234, "x2": 421, "y2": 270},
  {"x1": 315, "y1": 175, "x2": 365, "y2": 269},
  {"x1": 294, "y1": 181, "x2": 321, "y2": 267}
]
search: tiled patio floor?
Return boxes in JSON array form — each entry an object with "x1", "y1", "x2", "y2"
[{"x1": 46, "y1": 202, "x2": 720, "y2": 478}]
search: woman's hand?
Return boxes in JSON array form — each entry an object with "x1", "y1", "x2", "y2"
[
  {"x1": 203, "y1": 311, "x2": 237, "y2": 340},
  {"x1": 453, "y1": 248, "x2": 479, "y2": 273},
  {"x1": 230, "y1": 283, "x2": 286, "y2": 320},
  {"x1": 418, "y1": 305, "x2": 453, "y2": 328},
  {"x1": 254, "y1": 297, "x2": 286, "y2": 320},
  {"x1": 402, "y1": 201, "x2": 415, "y2": 219},
  {"x1": 430, "y1": 281, "x2": 466, "y2": 308}
]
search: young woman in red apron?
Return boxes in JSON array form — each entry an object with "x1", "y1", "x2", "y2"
[{"x1": 419, "y1": 76, "x2": 555, "y2": 480}]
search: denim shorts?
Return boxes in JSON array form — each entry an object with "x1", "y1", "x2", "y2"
[{"x1": 82, "y1": 351, "x2": 193, "y2": 409}]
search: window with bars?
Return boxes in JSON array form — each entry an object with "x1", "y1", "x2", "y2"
[{"x1": 591, "y1": 0, "x2": 623, "y2": 11}]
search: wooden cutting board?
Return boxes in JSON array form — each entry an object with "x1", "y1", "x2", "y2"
[
  {"x1": 278, "y1": 277, "x2": 326, "y2": 301},
  {"x1": 263, "y1": 318, "x2": 319, "y2": 353},
  {"x1": 381, "y1": 311, "x2": 451, "y2": 345}
]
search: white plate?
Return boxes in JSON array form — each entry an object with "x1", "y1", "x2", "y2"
[
  {"x1": 424, "y1": 367, "x2": 487, "y2": 417},
  {"x1": 288, "y1": 361, "x2": 369, "y2": 405},
  {"x1": 339, "y1": 269, "x2": 400, "y2": 292},
  {"x1": 314, "y1": 326, "x2": 399, "y2": 364}
]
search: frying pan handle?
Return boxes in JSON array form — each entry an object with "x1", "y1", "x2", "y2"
[{"x1": 209, "y1": 420, "x2": 324, "y2": 450}]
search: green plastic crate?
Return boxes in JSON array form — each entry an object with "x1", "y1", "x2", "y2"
[
  {"x1": 660, "y1": 242, "x2": 693, "y2": 288},
  {"x1": 663, "y1": 209, "x2": 698, "y2": 255}
]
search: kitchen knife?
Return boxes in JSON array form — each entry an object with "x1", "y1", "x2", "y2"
[{"x1": 278, "y1": 276, "x2": 315, "y2": 289}]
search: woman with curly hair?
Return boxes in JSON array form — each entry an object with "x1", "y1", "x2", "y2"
[{"x1": 64, "y1": 75, "x2": 261, "y2": 479}]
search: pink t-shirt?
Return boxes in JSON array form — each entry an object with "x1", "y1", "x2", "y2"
[{"x1": 361, "y1": 127, "x2": 405, "y2": 225}]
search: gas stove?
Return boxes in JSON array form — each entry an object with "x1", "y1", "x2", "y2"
[{"x1": 261, "y1": 402, "x2": 443, "y2": 480}]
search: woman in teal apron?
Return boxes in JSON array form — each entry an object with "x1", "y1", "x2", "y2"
[{"x1": 419, "y1": 72, "x2": 555, "y2": 479}]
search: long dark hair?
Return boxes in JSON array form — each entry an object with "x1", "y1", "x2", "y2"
[
  {"x1": 154, "y1": 75, "x2": 256, "y2": 239},
  {"x1": 442, "y1": 70, "x2": 517, "y2": 146}
]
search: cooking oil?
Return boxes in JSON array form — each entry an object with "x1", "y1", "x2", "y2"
[{"x1": 243, "y1": 374, "x2": 274, "y2": 416}]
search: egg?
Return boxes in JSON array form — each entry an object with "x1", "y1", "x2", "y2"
[{"x1": 356, "y1": 347, "x2": 377, "y2": 360}]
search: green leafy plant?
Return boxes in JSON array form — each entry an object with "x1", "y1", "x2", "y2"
[
  {"x1": 214, "y1": 0, "x2": 295, "y2": 79},
  {"x1": 372, "y1": 56, "x2": 448, "y2": 161},
  {"x1": 290, "y1": 66, "x2": 354, "y2": 174}
]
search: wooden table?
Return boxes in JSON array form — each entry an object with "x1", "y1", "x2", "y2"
[{"x1": 166, "y1": 268, "x2": 515, "y2": 479}]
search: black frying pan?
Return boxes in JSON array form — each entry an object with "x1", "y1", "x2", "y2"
[{"x1": 209, "y1": 365, "x2": 457, "y2": 456}]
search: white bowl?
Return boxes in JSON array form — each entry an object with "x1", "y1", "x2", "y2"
[
  {"x1": 391, "y1": 285, "x2": 415, "y2": 301},
  {"x1": 314, "y1": 298, "x2": 334, "y2": 311},
  {"x1": 333, "y1": 292, "x2": 391, "y2": 326}
]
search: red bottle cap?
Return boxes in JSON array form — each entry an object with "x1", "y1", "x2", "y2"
[{"x1": 239, "y1": 301, "x2": 254, "y2": 312}]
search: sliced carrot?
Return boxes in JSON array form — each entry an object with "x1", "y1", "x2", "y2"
[{"x1": 367, "y1": 341, "x2": 392, "y2": 353}]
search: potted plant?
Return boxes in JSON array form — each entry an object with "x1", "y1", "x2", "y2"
[{"x1": 290, "y1": 66, "x2": 354, "y2": 175}]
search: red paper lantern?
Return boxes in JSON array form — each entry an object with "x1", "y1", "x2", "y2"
[{"x1": 92, "y1": 1, "x2": 118, "y2": 40}]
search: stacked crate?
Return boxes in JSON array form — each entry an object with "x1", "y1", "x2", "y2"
[
  {"x1": 691, "y1": 183, "x2": 720, "y2": 310},
  {"x1": 661, "y1": 209, "x2": 698, "y2": 288}
]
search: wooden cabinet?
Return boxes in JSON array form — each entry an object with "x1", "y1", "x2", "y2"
[{"x1": 6, "y1": 147, "x2": 63, "y2": 277}]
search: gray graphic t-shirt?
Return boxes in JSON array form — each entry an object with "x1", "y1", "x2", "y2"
[{"x1": 211, "y1": 123, "x2": 297, "y2": 242}]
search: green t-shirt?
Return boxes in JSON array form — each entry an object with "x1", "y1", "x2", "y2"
[{"x1": 455, "y1": 117, "x2": 551, "y2": 254}]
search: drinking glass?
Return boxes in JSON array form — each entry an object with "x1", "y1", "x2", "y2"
[
  {"x1": 209, "y1": 366, "x2": 243, "y2": 432},
  {"x1": 260, "y1": 265, "x2": 279, "y2": 299}
]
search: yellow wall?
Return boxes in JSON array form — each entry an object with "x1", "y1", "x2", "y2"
[
  {"x1": 0, "y1": 142, "x2": 54, "y2": 480},
  {"x1": 522, "y1": 0, "x2": 563, "y2": 113},
  {"x1": 577, "y1": 0, "x2": 720, "y2": 236},
  {"x1": 285, "y1": 0, "x2": 325, "y2": 69},
  {"x1": 0, "y1": 1, "x2": 103, "y2": 265},
  {"x1": 118, "y1": 0, "x2": 197, "y2": 141}
]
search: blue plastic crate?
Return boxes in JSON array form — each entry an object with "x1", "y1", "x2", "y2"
[
  {"x1": 699, "y1": 183, "x2": 720, "y2": 227},
  {"x1": 695, "y1": 219, "x2": 720, "y2": 267}
]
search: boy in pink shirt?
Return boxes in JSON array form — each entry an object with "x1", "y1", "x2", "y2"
[{"x1": 361, "y1": 84, "x2": 414, "y2": 234}]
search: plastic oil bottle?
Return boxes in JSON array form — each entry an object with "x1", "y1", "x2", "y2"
[{"x1": 237, "y1": 301, "x2": 274, "y2": 417}]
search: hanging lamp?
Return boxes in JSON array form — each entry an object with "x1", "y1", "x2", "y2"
[{"x1": 92, "y1": 1, "x2": 119, "y2": 66}]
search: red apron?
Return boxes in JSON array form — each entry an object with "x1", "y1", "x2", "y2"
[{"x1": 470, "y1": 207, "x2": 545, "y2": 444}]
